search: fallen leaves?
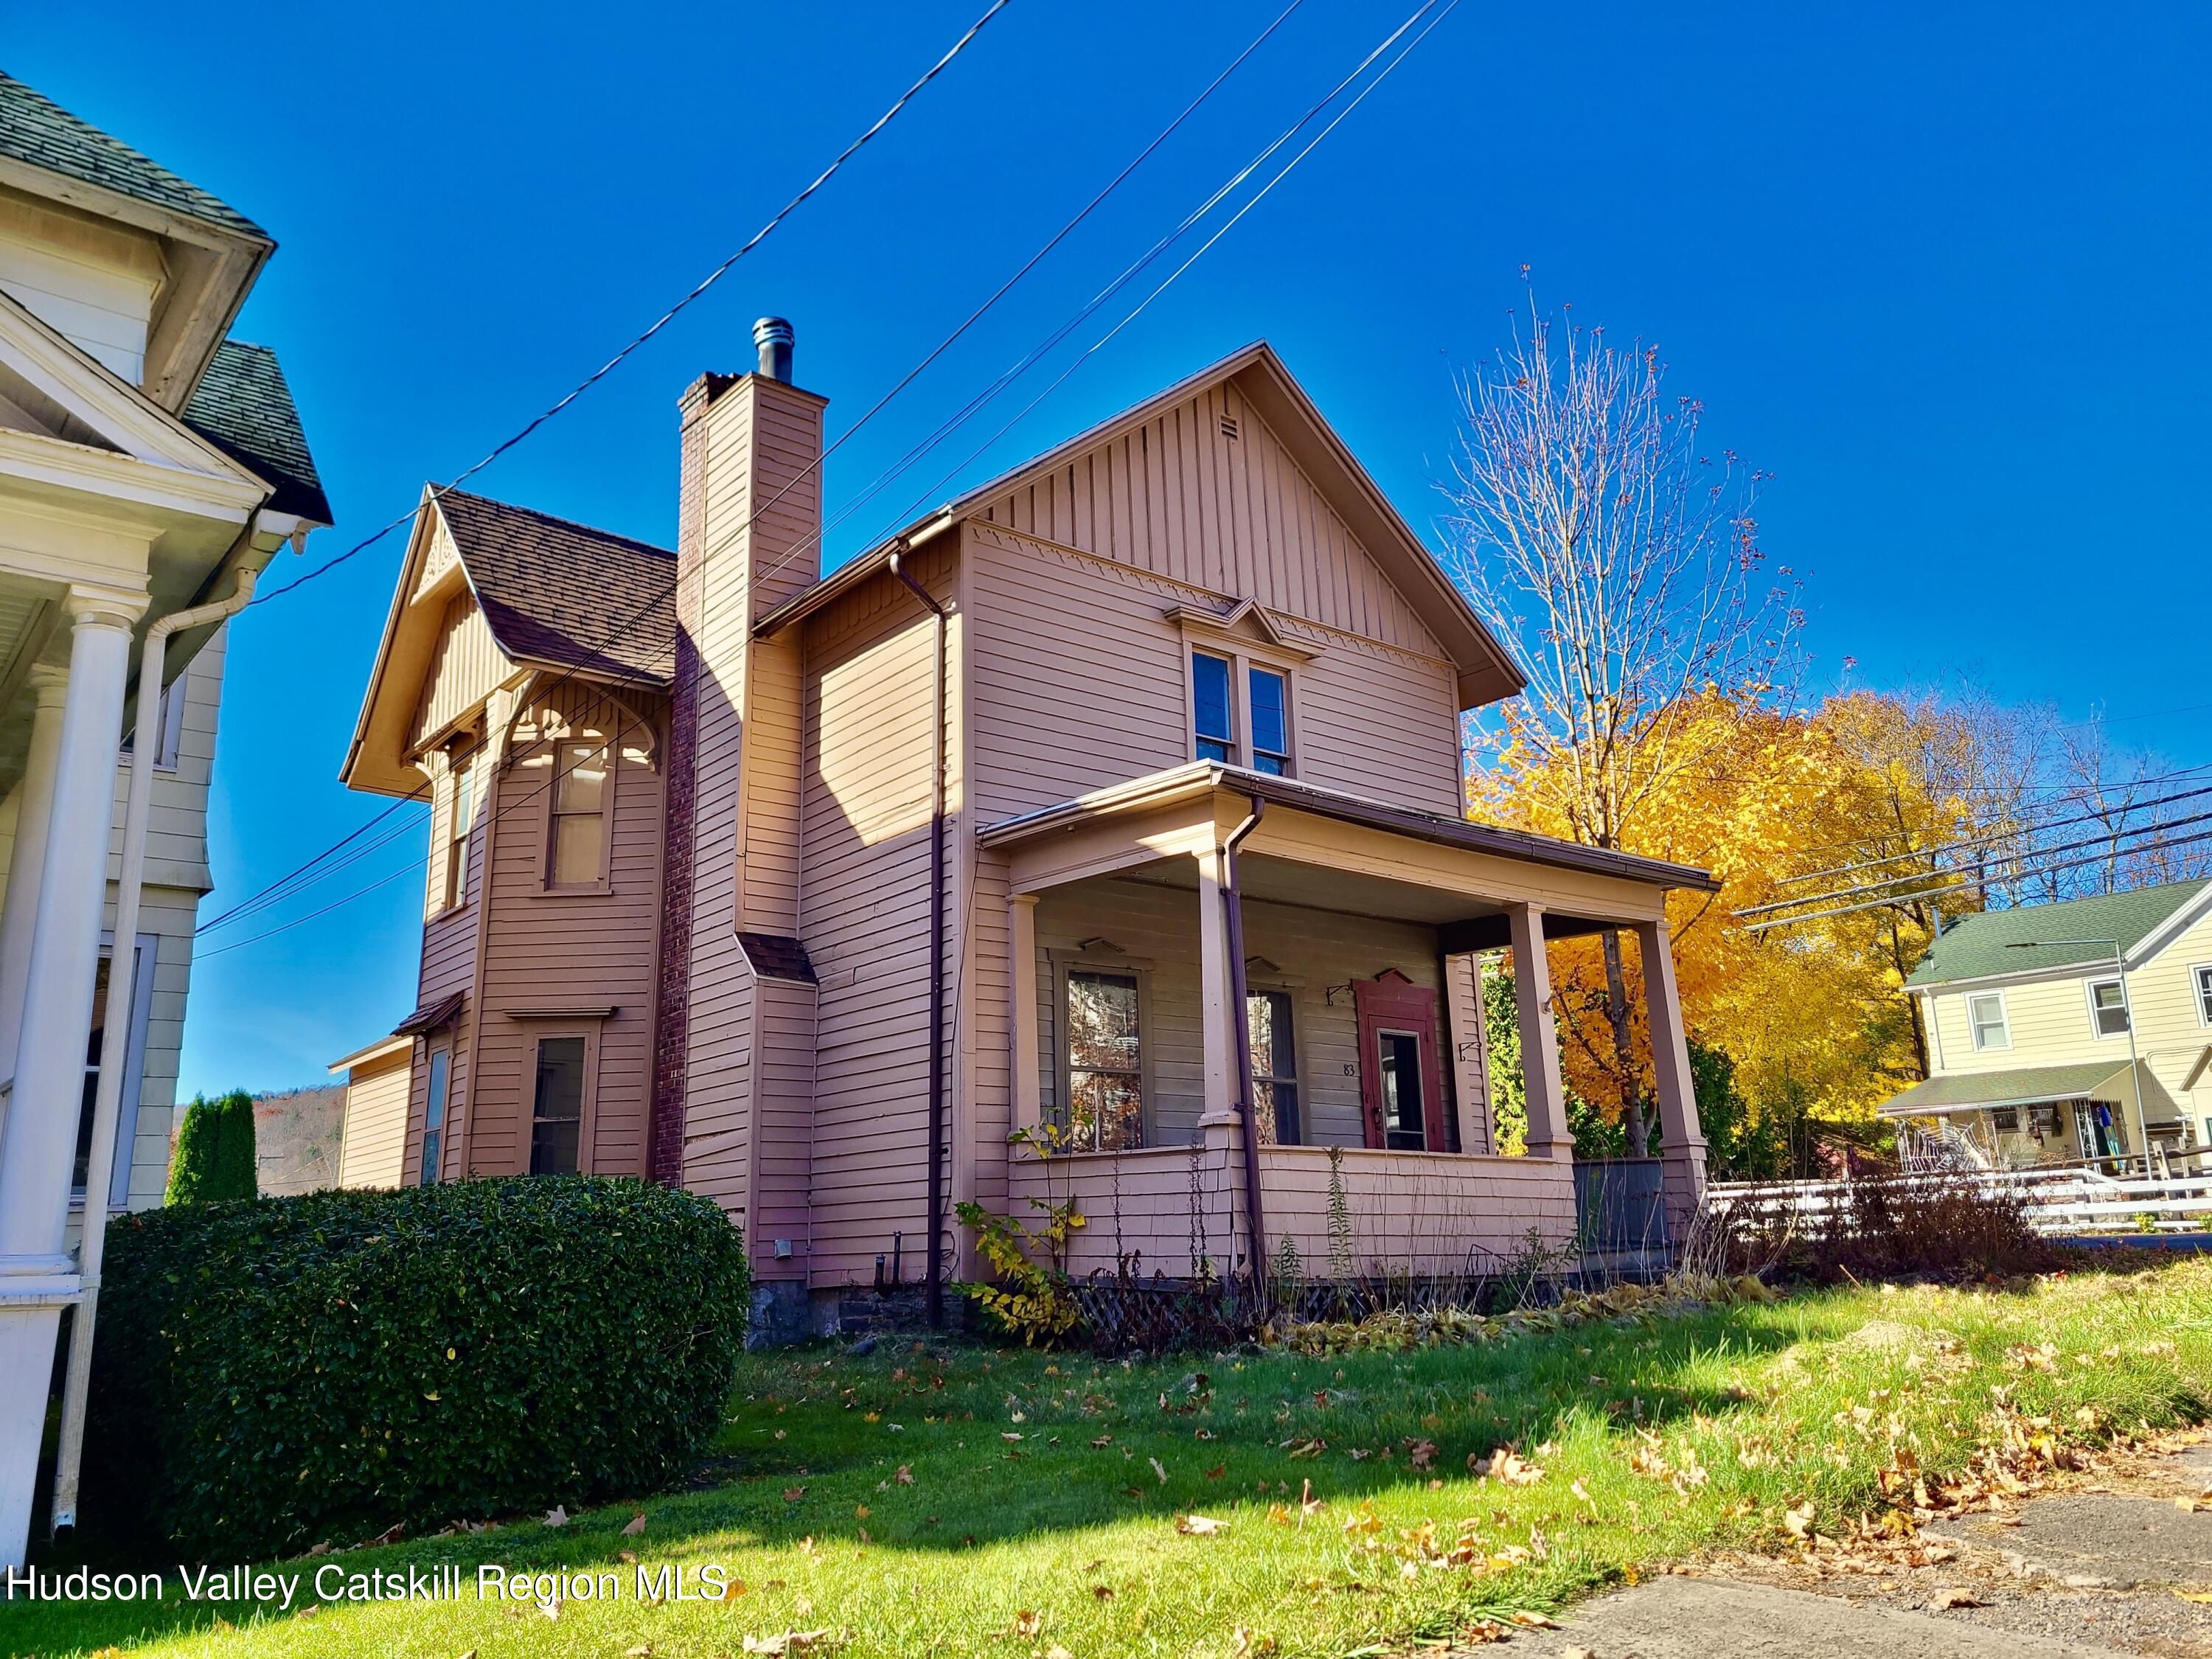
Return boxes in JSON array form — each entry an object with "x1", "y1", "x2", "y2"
[
  {"x1": 541, "y1": 1506, "x2": 568, "y2": 1528},
  {"x1": 740, "y1": 1631, "x2": 835, "y2": 1656},
  {"x1": 1149, "y1": 1457, "x2": 1169, "y2": 1485},
  {"x1": 1928, "y1": 1588, "x2": 1986, "y2": 1610},
  {"x1": 1470, "y1": 1448, "x2": 1544, "y2": 1486},
  {"x1": 1175, "y1": 1514, "x2": 1228, "y2": 1536},
  {"x1": 621, "y1": 1510, "x2": 648, "y2": 1537}
]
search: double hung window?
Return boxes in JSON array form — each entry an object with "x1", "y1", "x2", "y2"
[
  {"x1": 1065, "y1": 970, "x2": 1144, "y2": 1151},
  {"x1": 530, "y1": 1036, "x2": 586, "y2": 1174}
]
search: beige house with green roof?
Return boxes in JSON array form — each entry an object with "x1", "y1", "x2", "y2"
[{"x1": 1882, "y1": 878, "x2": 2212, "y2": 1172}]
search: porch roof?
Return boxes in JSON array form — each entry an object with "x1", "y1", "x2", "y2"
[
  {"x1": 1877, "y1": 1061, "x2": 2135, "y2": 1118},
  {"x1": 976, "y1": 762, "x2": 1722, "y2": 894}
]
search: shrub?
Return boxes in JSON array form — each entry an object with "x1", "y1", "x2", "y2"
[
  {"x1": 164, "y1": 1089, "x2": 257, "y2": 1203},
  {"x1": 89, "y1": 1175, "x2": 748, "y2": 1559},
  {"x1": 1715, "y1": 1169, "x2": 2065, "y2": 1284}
]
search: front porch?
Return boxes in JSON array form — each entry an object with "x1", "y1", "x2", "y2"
[{"x1": 976, "y1": 764, "x2": 1717, "y2": 1284}]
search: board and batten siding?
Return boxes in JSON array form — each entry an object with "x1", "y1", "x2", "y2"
[
  {"x1": 975, "y1": 380, "x2": 1441, "y2": 656},
  {"x1": 410, "y1": 594, "x2": 506, "y2": 753},
  {"x1": 798, "y1": 546, "x2": 954, "y2": 1289}
]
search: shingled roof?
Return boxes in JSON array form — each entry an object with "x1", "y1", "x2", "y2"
[
  {"x1": 0, "y1": 70, "x2": 268, "y2": 240},
  {"x1": 1905, "y1": 877, "x2": 2212, "y2": 987},
  {"x1": 434, "y1": 490, "x2": 675, "y2": 686},
  {"x1": 183, "y1": 340, "x2": 330, "y2": 523}
]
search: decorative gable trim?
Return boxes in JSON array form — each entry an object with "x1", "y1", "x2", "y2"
[{"x1": 1161, "y1": 598, "x2": 1320, "y2": 662}]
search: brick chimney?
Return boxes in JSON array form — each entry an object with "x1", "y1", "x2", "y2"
[{"x1": 650, "y1": 319, "x2": 826, "y2": 1200}]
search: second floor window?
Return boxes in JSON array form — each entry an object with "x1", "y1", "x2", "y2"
[
  {"x1": 549, "y1": 742, "x2": 609, "y2": 888},
  {"x1": 1967, "y1": 992, "x2": 2009, "y2": 1051},
  {"x1": 1189, "y1": 649, "x2": 1295, "y2": 774},
  {"x1": 2197, "y1": 963, "x2": 2212, "y2": 1026},
  {"x1": 2087, "y1": 977, "x2": 2130, "y2": 1037},
  {"x1": 1192, "y1": 653, "x2": 1234, "y2": 763},
  {"x1": 1249, "y1": 667, "x2": 1289, "y2": 775},
  {"x1": 442, "y1": 754, "x2": 477, "y2": 912}
]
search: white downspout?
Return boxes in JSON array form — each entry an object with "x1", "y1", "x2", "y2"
[{"x1": 46, "y1": 562, "x2": 260, "y2": 1533}]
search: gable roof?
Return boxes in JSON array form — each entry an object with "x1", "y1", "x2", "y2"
[
  {"x1": 1905, "y1": 877, "x2": 2212, "y2": 988},
  {"x1": 0, "y1": 70, "x2": 266, "y2": 239},
  {"x1": 755, "y1": 342, "x2": 1525, "y2": 711},
  {"x1": 434, "y1": 490, "x2": 675, "y2": 685},
  {"x1": 341, "y1": 487, "x2": 676, "y2": 796},
  {"x1": 182, "y1": 340, "x2": 330, "y2": 524}
]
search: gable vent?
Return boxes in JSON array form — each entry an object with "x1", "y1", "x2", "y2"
[{"x1": 1219, "y1": 412, "x2": 1240, "y2": 440}]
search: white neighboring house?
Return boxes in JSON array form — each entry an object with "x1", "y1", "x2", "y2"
[
  {"x1": 0, "y1": 70, "x2": 329, "y2": 1565},
  {"x1": 1882, "y1": 878, "x2": 2212, "y2": 1171}
]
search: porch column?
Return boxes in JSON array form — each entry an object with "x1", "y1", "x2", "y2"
[
  {"x1": 0, "y1": 664, "x2": 69, "y2": 1094},
  {"x1": 1506, "y1": 902, "x2": 1573, "y2": 1162},
  {"x1": 0, "y1": 588, "x2": 142, "y2": 1571},
  {"x1": 1008, "y1": 893, "x2": 1040, "y2": 1134},
  {"x1": 1636, "y1": 918, "x2": 1708, "y2": 1232},
  {"x1": 1193, "y1": 847, "x2": 1245, "y2": 1268}
]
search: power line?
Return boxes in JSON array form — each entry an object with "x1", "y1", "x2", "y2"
[
  {"x1": 797, "y1": 0, "x2": 1453, "y2": 573},
  {"x1": 1741, "y1": 827, "x2": 2212, "y2": 933},
  {"x1": 200, "y1": 3, "x2": 1402, "y2": 962},
  {"x1": 248, "y1": 0, "x2": 1016, "y2": 609},
  {"x1": 841, "y1": 0, "x2": 1461, "y2": 563},
  {"x1": 1736, "y1": 804, "x2": 2212, "y2": 919}
]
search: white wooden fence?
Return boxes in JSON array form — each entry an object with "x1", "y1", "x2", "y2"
[{"x1": 1707, "y1": 1165, "x2": 2212, "y2": 1237}]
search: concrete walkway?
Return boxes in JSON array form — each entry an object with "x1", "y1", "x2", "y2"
[{"x1": 1514, "y1": 1441, "x2": 2211, "y2": 1659}]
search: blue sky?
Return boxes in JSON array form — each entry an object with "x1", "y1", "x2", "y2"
[{"x1": 11, "y1": 2, "x2": 2209, "y2": 1096}]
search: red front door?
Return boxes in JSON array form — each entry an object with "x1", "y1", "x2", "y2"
[{"x1": 1352, "y1": 973, "x2": 1447, "y2": 1151}]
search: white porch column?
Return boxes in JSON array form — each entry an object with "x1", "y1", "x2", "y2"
[
  {"x1": 1635, "y1": 918, "x2": 1708, "y2": 1231},
  {"x1": 1008, "y1": 894, "x2": 1040, "y2": 1135},
  {"x1": 1506, "y1": 902, "x2": 1573, "y2": 1162},
  {"x1": 0, "y1": 665, "x2": 71, "y2": 1091},
  {"x1": 0, "y1": 589, "x2": 141, "y2": 1571},
  {"x1": 1194, "y1": 849, "x2": 1237, "y2": 1133}
]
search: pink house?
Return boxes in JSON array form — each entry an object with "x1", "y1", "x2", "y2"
[{"x1": 341, "y1": 324, "x2": 1714, "y2": 1336}]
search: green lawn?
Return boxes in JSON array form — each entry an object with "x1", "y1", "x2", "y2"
[{"x1": 8, "y1": 1260, "x2": 2210, "y2": 1659}]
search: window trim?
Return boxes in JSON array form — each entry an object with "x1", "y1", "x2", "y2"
[
  {"x1": 526, "y1": 1025, "x2": 600, "y2": 1175},
  {"x1": 1172, "y1": 609, "x2": 1312, "y2": 777},
  {"x1": 1050, "y1": 953, "x2": 1156, "y2": 1152},
  {"x1": 1966, "y1": 990, "x2": 2011, "y2": 1052},
  {"x1": 2192, "y1": 961, "x2": 2212, "y2": 1028},
  {"x1": 2084, "y1": 975, "x2": 2132, "y2": 1040},
  {"x1": 543, "y1": 736, "x2": 616, "y2": 894},
  {"x1": 1246, "y1": 663, "x2": 1293, "y2": 776},
  {"x1": 1189, "y1": 649, "x2": 1238, "y2": 765}
]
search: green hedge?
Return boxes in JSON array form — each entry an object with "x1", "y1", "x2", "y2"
[
  {"x1": 164, "y1": 1089, "x2": 257, "y2": 1203},
  {"x1": 90, "y1": 1176, "x2": 748, "y2": 1559}
]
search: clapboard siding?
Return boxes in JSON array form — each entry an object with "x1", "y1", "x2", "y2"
[
  {"x1": 338, "y1": 1051, "x2": 413, "y2": 1189},
  {"x1": 459, "y1": 689, "x2": 664, "y2": 1178},
  {"x1": 967, "y1": 524, "x2": 1463, "y2": 821},
  {"x1": 798, "y1": 546, "x2": 951, "y2": 1287},
  {"x1": 1029, "y1": 877, "x2": 1455, "y2": 1150}
]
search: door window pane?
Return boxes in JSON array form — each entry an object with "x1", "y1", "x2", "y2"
[
  {"x1": 530, "y1": 1036, "x2": 586, "y2": 1175},
  {"x1": 1066, "y1": 970, "x2": 1143, "y2": 1150},
  {"x1": 1192, "y1": 653, "x2": 1234, "y2": 764},
  {"x1": 1379, "y1": 1029, "x2": 1426, "y2": 1150},
  {"x1": 1247, "y1": 988, "x2": 1298, "y2": 1146},
  {"x1": 420, "y1": 1048, "x2": 451, "y2": 1186},
  {"x1": 1249, "y1": 667, "x2": 1289, "y2": 776}
]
